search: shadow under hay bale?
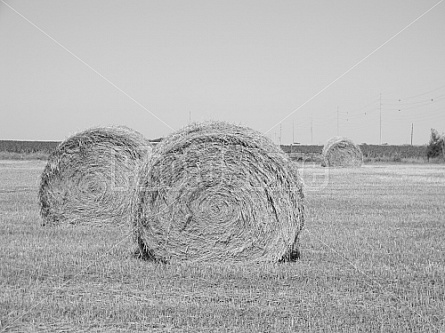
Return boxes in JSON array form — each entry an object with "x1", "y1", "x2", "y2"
[
  {"x1": 134, "y1": 121, "x2": 305, "y2": 263},
  {"x1": 321, "y1": 136, "x2": 363, "y2": 168},
  {"x1": 39, "y1": 126, "x2": 151, "y2": 226}
]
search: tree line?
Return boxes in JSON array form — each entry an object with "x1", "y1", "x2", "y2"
[
  {"x1": 0, "y1": 132, "x2": 443, "y2": 161},
  {"x1": 0, "y1": 140, "x2": 59, "y2": 154}
]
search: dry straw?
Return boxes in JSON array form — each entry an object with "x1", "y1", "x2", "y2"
[
  {"x1": 321, "y1": 136, "x2": 363, "y2": 167},
  {"x1": 134, "y1": 121, "x2": 305, "y2": 263},
  {"x1": 39, "y1": 126, "x2": 151, "y2": 225}
]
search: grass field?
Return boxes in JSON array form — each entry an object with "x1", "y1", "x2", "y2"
[{"x1": 0, "y1": 160, "x2": 444, "y2": 332}]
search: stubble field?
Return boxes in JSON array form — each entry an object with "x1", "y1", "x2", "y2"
[{"x1": 0, "y1": 160, "x2": 444, "y2": 332}]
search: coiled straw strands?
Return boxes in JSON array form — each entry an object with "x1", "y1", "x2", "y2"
[
  {"x1": 39, "y1": 126, "x2": 151, "y2": 225},
  {"x1": 321, "y1": 136, "x2": 363, "y2": 167},
  {"x1": 134, "y1": 121, "x2": 305, "y2": 263}
]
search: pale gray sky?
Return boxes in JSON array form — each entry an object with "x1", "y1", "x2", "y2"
[{"x1": 1, "y1": 0, "x2": 444, "y2": 145}]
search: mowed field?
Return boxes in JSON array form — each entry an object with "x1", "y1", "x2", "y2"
[{"x1": 0, "y1": 160, "x2": 444, "y2": 332}]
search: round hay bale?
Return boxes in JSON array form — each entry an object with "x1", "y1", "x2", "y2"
[
  {"x1": 134, "y1": 121, "x2": 305, "y2": 263},
  {"x1": 321, "y1": 136, "x2": 363, "y2": 167},
  {"x1": 39, "y1": 126, "x2": 151, "y2": 225}
]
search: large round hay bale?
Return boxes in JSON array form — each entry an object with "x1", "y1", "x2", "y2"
[
  {"x1": 134, "y1": 121, "x2": 305, "y2": 263},
  {"x1": 39, "y1": 126, "x2": 151, "y2": 225},
  {"x1": 321, "y1": 136, "x2": 363, "y2": 167}
]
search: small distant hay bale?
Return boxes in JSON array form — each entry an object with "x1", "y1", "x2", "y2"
[
  {"x1": 321, "y1": 136, "x2": 363, "y2": 167},
  {"x1": 134, "y1": 121, "x2": 305, "y2": 263},
  {"x1": 39, "y1": 126, "x2": 151, "y2": 225}
]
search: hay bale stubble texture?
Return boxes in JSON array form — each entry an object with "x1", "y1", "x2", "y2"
[
  {"x1": 321, "y1": 136, "x2": 363, "y2": 167},
  {"x1": 39, "y1": 126, "x2": 151, "y2": 225},
  {"x1": 134, "y1": 121, "x2": 305, "y2": 263}
]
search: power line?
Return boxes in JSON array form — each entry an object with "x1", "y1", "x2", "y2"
[
  {"x1": 279, "y1": 86, "x2": 444, "y2": 144},
  {"x1": 310, "y1": 115, "x2": 313, "y2": 144},
  {"x1": 396, "y1": 83, "x2": 445, "y2": 100},
  {"x1": 337, "y1": 106, "x2": 339, "y2": 136},
  {"x1": 382, "y1": 95, "x2": 445, "y2": 108},
  {"x1": 380, "y1": 93, "x2": 382, "y2": 145}
]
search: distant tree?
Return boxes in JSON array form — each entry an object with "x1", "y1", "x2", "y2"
[
  {"x1": 441, "y1": 134, "x2": 445, "y2": 161},
  {"x1": 426, "y1": 128, "x2": 444, "y2": 161}
]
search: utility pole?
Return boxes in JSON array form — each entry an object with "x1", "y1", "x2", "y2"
[
  {"x1": 310, "y1": 115, "x2": 313, "y2": 144},
  {"x1": 337, "y1": 106, "x2": 339, "y2": 136},
  {"x1": 291, "y1": 120, "x2": 295, "y2": 154},
  {"x1": 411, "y1": 123, "x2": 414, "y2": 146},
  {"x1": 379, "y1": 93, "x2": 382, "y2": 144},
  {"x1": 279, "y1": 123, "x2": 282, "y2": 146}
]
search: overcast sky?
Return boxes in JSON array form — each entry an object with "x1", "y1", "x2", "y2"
[{"x1": 1, "y1": 0, "x2": 444, "y2": 145}]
